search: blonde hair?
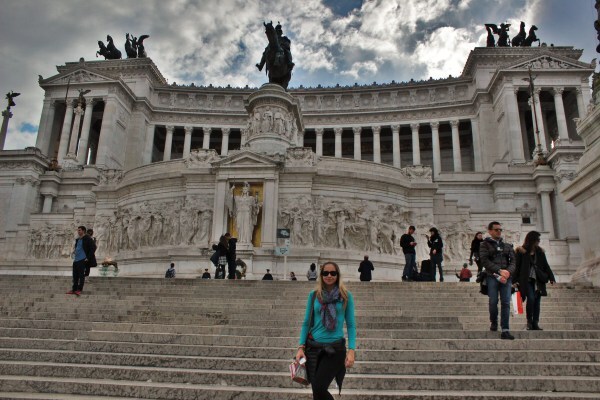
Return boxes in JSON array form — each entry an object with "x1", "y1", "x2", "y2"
[{"x1": 316, "y1": 261, "x2": 349, "y2": 308}]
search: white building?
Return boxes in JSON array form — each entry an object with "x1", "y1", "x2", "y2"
[{"x1": 0, "y1": 45, "x2": 594, "y2": 279}]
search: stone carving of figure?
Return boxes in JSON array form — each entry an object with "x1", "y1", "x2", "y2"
[
  {"x1": 197, "y1": 209, "x2": 212, "y2": 246},
  {"x1": 274, "y1": 109, "x2": 285, "y2": 135},
  {"x1": 409, "y1": 90, "x2": 417, "y2": 105},
  {"x1": 227, "y1": 182, "x2": 262, "y2": 245},
  {"x1": 448, "y1": 86, "x2": 456, "y2": 101},
  {"x1": 262, "y1": 109, "x2": 273, "y2": 133},
  {"x1": 335, "y1": 211, "x2": 348, "y2": 249}
]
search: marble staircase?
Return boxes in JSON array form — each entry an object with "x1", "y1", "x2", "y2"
[{"x1": 0, "y1": 276, "x2": 599, "y2": 399}]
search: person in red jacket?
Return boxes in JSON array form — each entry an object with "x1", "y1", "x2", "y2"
[{"x1": 456, "y1": 263, "x2": 473, "y2": 282}]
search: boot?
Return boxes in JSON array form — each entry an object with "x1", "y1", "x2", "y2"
[
  {"x1": 527, "y1": 321, "x2": 533, "y2": 330},
  {"x1": 532, "y1": 322, "x2": 543, "y2": 330}
]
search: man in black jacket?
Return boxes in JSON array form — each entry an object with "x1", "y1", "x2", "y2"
[
  {"x1": 480, "y1": 221, "x2": 516, "y2": 340},
  {"x1": 224, "y1": 233, "x2": 237, "y2": 279},
  {"x1": 358, "y1": 255, "x2": 374, "y2": 281},
  {"x1": 400, "y1": 226, "x2": 417, "y2": 281},
  {"x1": 67, "y1": 226, "x2": 95, "y2": 296}
]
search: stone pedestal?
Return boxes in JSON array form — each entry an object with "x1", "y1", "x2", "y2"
[{"x1": 244, "y1": 84, "x2": 304, "y2": 155}]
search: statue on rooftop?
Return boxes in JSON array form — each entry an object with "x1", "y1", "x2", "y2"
[
  {"x1": 96, "y1": 35, "x2": 122, "y2": 59},
  {"x1": 256, "y1": 21, "x2": 294, "y2": 89}
]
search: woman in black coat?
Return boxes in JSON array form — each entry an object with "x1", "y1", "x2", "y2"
[{"x1": 514, "y1": 231, "x2": 556, "y2": 330}]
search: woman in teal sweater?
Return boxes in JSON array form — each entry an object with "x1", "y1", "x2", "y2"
[{"x1": 295, "y1": 261, "x2": 356, "y2": 400}]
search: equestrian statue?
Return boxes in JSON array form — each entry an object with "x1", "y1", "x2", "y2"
[{"x1": 256, "y1": 21, "x2": 294, "y2": 89}]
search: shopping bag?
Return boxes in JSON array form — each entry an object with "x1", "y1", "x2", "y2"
[
  {"x1": 289, "y1": 359, "x2": 309, "y2": 386},
  {"x1": 511, "y1": 291, "x2": 524, "y2": 316}
]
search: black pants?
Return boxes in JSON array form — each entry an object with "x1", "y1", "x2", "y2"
[
  {"x1": 431, "y1": 254, "x2": 443, "y2": 281},
  {"x1": 227, "y1": 260, "x2": 236, "y2": 279},
  {"x1": 309, "y1": 348, "x2": 346, "y2": 400},
  {"x1": 72, "y1": 260, "x2": 87, "y2": 291}
]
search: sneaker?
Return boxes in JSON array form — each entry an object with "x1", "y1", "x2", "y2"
[
  {"x1": 501, "y1": 331, "x2": 515, "y2": 340},
  {"x1": 66, "y1": 291, "x2": 76, "y2": 295},
  {"x1": 401, "y1": 276, "x2": 408, "y2": 281},
  {"x1": 490, "y1": 322, "x2": 498, "y2": 332},
  {"x1": 532, "y1": 324, "x2": 543, "y2": 331},
  {"x1": 74, "y1": 291, "x2": 82, "y2": 296},
  {"x1": 527, "y1": 321, "x2": 533, "y2": 330}
]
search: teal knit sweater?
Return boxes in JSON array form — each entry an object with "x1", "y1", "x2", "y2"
[{"x1": 298, "y1": 290, "x2": 356, "y2": 350}]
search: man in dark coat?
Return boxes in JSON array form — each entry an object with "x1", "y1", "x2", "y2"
[
  {"x1": 224, "y1": 233, "x2": 237, "y2": 279},
  {"x1": 358, "y1": 255, "x2": 374, "y2": 281},
  {"x1": 67, "y1": 226, "x2": 96, "y2": 296},
  {"x1": 262, "y1": 269, "x2": 273, "y2": 280}
]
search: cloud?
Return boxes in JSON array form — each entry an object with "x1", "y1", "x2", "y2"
[{"x1": 0, "y1": 0, "x2": 596, "y2": 150}]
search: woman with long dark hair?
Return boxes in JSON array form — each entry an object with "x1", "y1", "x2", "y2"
[
  {"x1": 306, "y1": 263, "x2": 318, "y2": 281},
  {"x1": 514, "y1": 231, "x2": 556, "y2": 330},
  {"x1": 295, "y1": 262, "x2": 356, "y2": 399},
  {"x1": 469, "y1": 232, "x2": 484, "y2": 273},
  {"x1": 427, "y1": 227, "x2": 444, "y2": 282}
]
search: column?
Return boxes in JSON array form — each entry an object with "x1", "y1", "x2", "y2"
[
  {"x1": 202, "y1": 127, "x2": 211, "y2": 149},
  {"x1": 431, "y1": 121, "x2": 441, "y2": 175},
  {"x1": 183, "y1": 126, "x2": 193, "y2": 158},
  {"x1": 57, "y1": 100, "x2": 74, "y2": 164},
  {"x1": 391, "y1": 124, "x2": 401, "y2": 168},
  {"x1": 315, "y1": 128, "x2": 323, "y2": 156},
  {"x1": 163, "y1": 125, "x2": 174, "y2": 161},
  {"x1": 211, "y1": 179, "x2": 228, "y2": 243},
  {"x1": 77, "y1": 99, "x2": 95, "y2": 164},
  {"x1": 334, "y1": 127, "x2": 342, "y2": 158},
  {"x1": 67, "y1": 104, "x2": 84, "y2": 157},
  {"x1": 450, "y1": 120, "x2": 462, "y2": 172},
  {"x1": 353, "y1": 127, "x2": 361, "y2": 160},
  {"x1": 411, "y1": 123, "x2": 421, "y2": 165},
  {"x1": 42, "y1": 194, "x2": 54, "y2": 213},
  {"x1": 34, "y1": 99, "x2": 56, "y2": 156},
  {"x1": 575, "y1": 87, "x2": 587, "y2": 119},
  {"x1": 506, "y1": 88, "x2": 526, "y2": 162},
  {"x1": 95, "y1": 97, "x2": 117, "y2": 168},
  {"x1": 0, "y1": 109, "x2": 12, "y2": 150},
  {"x1": 372, "y1": 125, "x2": 381, "y2": 163},
  {"x1": 470, "y1": 118, "x2": 483, "y2": 171},
  {"x1": 297, "y1": 131, "x2": 304, "y2": 147},
  {"x1": 143, "y1": 123, "x2": 155, "y2": 164},
  {"x1": 221, "y1": 127, "x2": 230, "y2": 156},
  {"x1": 539, "y1": 191, "x2": 555, "y2": 239},
  {"x1": 261, "y1": 179, "x2": 278, "y2": 248},
  {"x1": 553, "y1": 87, "x2": 570, "y2": 142},
  {"x1": 533, "y1": 88, "x2": 548, "y2": 151}
]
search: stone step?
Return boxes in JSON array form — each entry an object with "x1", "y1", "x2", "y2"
[
  {"x1": 2, "y1": 377, "x2": 600, "y2": 400},
  {"x1": 2, "y1": 362, "x2": 600, "y2": 393},
  {"x1": 3, "y1": 338, "x2": 600, "y2": 362},
  {"x1": 1, "y1": 328, "x2": 600, "y2": 351},
  {"x1": 2, "y1": 319, "x2": 599, "y2": 339},
  {"x1": 3, "y1": 349, "x2": 600, "y2": 377}
]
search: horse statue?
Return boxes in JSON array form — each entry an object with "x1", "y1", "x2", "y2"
[
  {"x1": 256, "y1": 21, "x2": 294, "y2": 89},
  {"x1": 96, "y1": 41, "x2": 110, "y2": 59},
  {"x1": 137, "y1": 35, "x2": 150, "y2": 58},
  {"x1": 125, "y1": 33, "x2": 137, "y2": 58},
  {"x1": 106, "y1": 35, "x2": 122, "y2": 59},
  {"x1": 523, "y1": 25, "x2": 540, "y2": 47},
  {"x1": 511, "y1": 21, "x2": 526, "y2": 47},
  {"x1": 484, "y1": 24, "x2": 496, "y2": 47}
]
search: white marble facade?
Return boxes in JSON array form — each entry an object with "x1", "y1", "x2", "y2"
[{"x1": 0, "y1": 47, "x2": 595, "y2": 280}]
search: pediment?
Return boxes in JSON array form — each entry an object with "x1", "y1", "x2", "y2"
[
  {"x1": 505, "y1": 53, "x2": 593, "y2": 71},
  {"x1": 214, "y1": 150, "x2": 282, "y2": 168},
  {"x1": 41, "y1": 68, "x2": 115, "y2": 86}
]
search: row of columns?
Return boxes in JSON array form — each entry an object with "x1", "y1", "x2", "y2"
[
  {"x1": 313, "y1": 120, "x2": 481, "y2": 174},
  {"x1": 161, "y1": 126, "x2": 233, "y2": 161},
  {"x1": 509, "y1": 86, "x2": 587, "y2": 161},
  {"x1": 55, "y1": 98, "x2": 97, "y2": 165}
]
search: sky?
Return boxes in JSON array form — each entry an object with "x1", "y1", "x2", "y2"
[{"x1": 0, "y1": 0, "x2": 598, "y2": 150}]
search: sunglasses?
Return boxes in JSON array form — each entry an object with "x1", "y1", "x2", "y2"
[{"x1": 321, "y1": 270, "x2": 338, "y2": 277}]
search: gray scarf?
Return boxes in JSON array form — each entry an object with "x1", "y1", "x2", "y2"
[{"x1": 320, "y1": 286, "x2": 341, "y2": 331}]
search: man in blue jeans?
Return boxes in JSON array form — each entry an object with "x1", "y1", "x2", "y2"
[
  {"x1": 400, "y1": 226, "x2": 417, "y2": 281},
  {"x1": 480, "y1": 221, "x2": 516, "y2": 340},
  {"x1": 67, "y1": 225, "x2": 95, "y2": 296}
]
